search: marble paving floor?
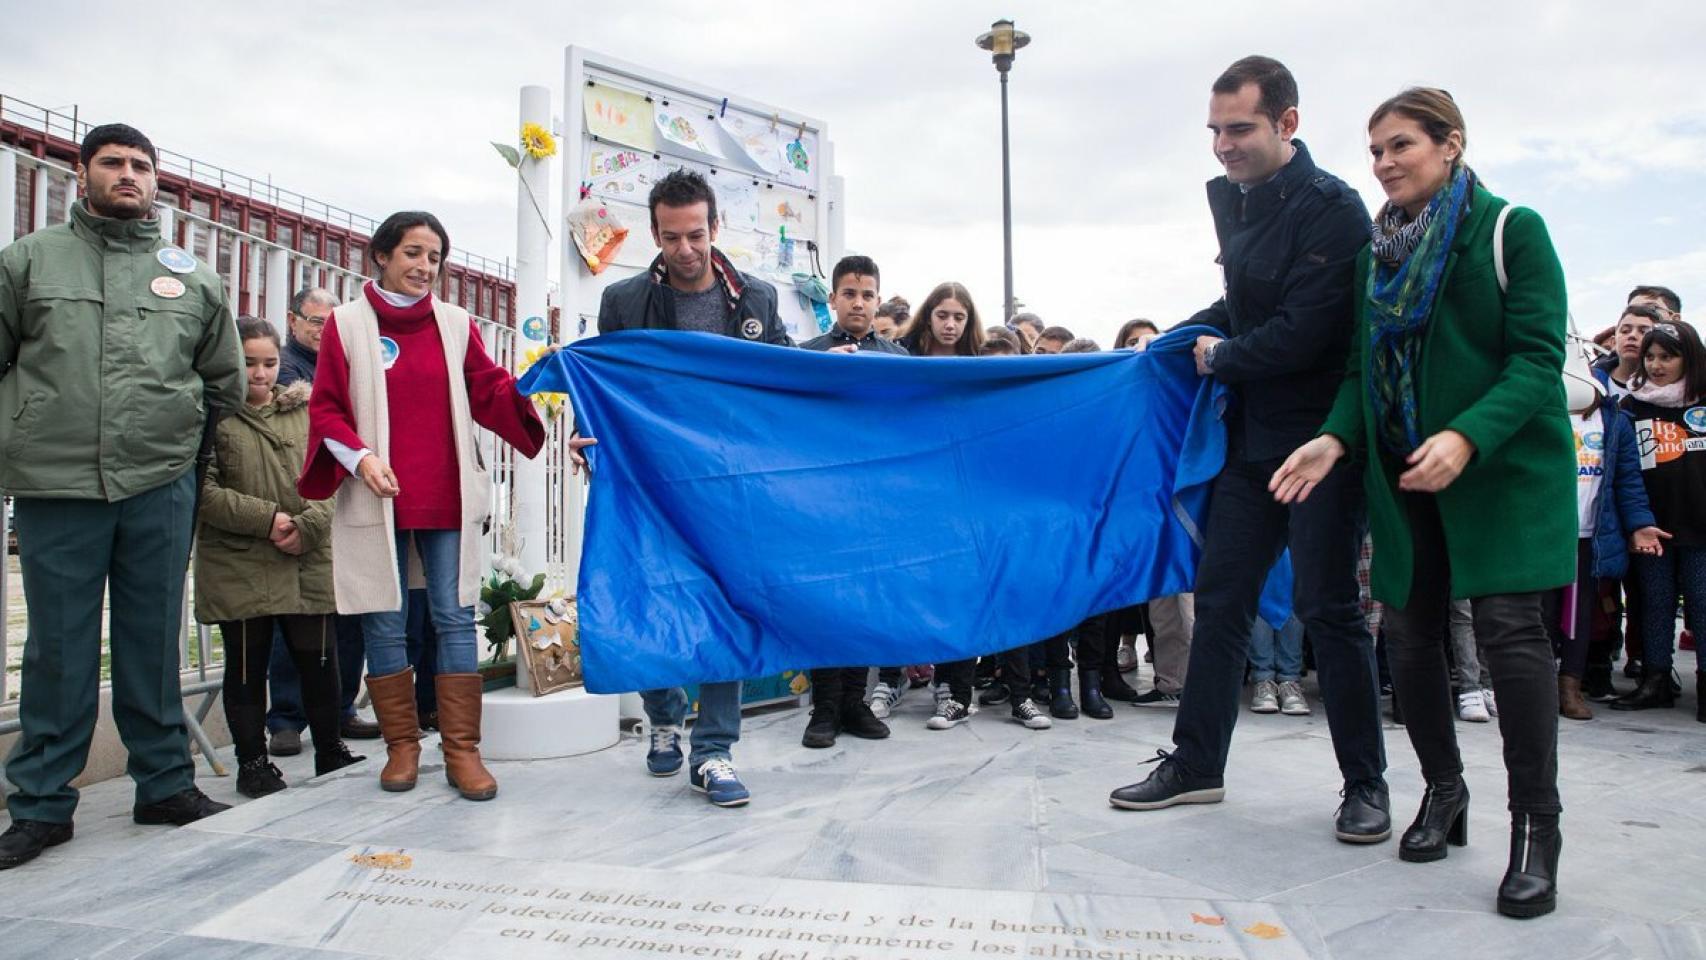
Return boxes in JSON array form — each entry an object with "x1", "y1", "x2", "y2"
[{"x1": 2, "y1": 667, "x2": 1704, "y2": 959}]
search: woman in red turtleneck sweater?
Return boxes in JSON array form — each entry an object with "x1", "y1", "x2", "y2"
[{"x1": 299, "y1": 211, "x2": 544, "y2": 802}]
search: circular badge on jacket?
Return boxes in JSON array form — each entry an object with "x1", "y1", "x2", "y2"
[
  {"x1": 150, "y1": 276, "x2": 186, "y2": 299},
  {"x1": 740, "y1": 317, "x2": 763, "y2": 340},
  {"x1": 156, "y1": 247, "x2": 197, "y2": 274},
  {"x1": 1684, "y1": 406, "x2": 1706, "y2": 434},
  {"x1": 380, "y1": 337, "x2": 401, "y2": 370}
]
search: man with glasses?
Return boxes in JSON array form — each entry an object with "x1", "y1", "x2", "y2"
[{"x1": 277, "y1": 287, "x2": 336, "y2": 387}]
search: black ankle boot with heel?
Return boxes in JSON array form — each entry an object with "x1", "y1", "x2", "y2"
[
  {"x1": 1398, "y1": 777, "x2": 1469, "y2": 862},
  {"x1": 1496, "y1": 813, "x2": 1560, "y2": 919}
]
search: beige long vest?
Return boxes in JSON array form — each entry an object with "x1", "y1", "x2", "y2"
[{"x1": 329, "y1": 294, "x2": 493, "y2": 616}]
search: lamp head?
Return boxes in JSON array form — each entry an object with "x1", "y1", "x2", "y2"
[{"x1": 976, "y1": 19, "x2": 1030, "y2": 72}]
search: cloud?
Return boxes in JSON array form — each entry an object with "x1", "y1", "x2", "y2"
[{"x1": 5, "y1": 0, "x2": 1704, "y2": 345}]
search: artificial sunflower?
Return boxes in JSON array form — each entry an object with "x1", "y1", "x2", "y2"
[
  {"x1": 518, "y1": 344, "x2": 566, "y2": 420},
  {"x1": 521, "y1": 122, "x2": 557, "y2": 160}
]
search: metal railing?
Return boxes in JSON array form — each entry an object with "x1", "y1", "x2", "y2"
[{"x1": 0, "y1": 93, "x2": 513, "y2": 281}]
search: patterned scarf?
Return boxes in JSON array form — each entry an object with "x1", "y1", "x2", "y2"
[{"x1": 1365, "y1": 166, "x2": 1474, "y2": 457}]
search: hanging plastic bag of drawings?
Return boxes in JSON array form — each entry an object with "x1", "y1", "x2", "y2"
[
  {"x1": 655, "y1": 106, "x2": 723, "y2": 161},
  {"x1": 586, "y1": 146, "x2": 656, "y2": 202},
  {"x1": 584, "y1": 84, "x2": 655, "y2": 152},
  {"x1": 716, "y1": 113, "x2": 783, "y2": 175}
]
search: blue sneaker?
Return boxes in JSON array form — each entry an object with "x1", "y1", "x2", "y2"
[
  {"x1": 646, "y1": 724, "x2": 684, "y2": 777},
  {"x1": 689, "y1": 758, "x2": 750, "y2": 807}
]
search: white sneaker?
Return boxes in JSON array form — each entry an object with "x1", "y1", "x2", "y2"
[
  {"x1": 1481, "y1": 687, "x2": 1499, "y2": 718},
  {"x1": 1250, "y1": 679, "x2": 1279, "y2": 714},
  {"x1": 1277, "y1": 680, "x2": 1311, "y2": 716},
  {"x1": 1457, "y1": 690, "x2": 1491, "y2": 722},
  {"x1": 926, "y1": 699, "x2": 971, "y2": 730},
  {"x1": 1116, "y1": 640, "x2": 1139, "y2": 673},
  {"x1": 1010, "y1": 699, "x2": 1052, "y2": 730},
  {"x1": 867, "y1": 682, "x2": 902, "y2": 719}
]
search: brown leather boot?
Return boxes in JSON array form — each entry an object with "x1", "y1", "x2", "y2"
[
  {"x1": 365, "y1": 668, "x2": 421, "y2": 791},
  {"x1": 436, "y1": 674, "x2": 497, "y2": 801},
  {"x1": 1558, "y1": 674, "x2": 1593, "y2": 721}
]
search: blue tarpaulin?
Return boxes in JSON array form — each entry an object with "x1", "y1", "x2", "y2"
[{"x1": 520, "y1": 326, "x2": 1290, "y2": 694}]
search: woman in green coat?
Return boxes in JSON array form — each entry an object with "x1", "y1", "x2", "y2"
[
  {"x1": 1271, "y1": 88, "x2": 1574, "y2": 919},
  {"x1": 196, "y1": 317, "x2": 362, "y2": 798}
]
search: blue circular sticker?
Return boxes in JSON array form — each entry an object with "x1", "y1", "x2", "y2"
[
  {"x1": 522, "y1": 315, "x2": 547, "y2": 341},
  {"x1": 1685, "y1": 406, "x2": 1706, "y2": 434},
  {"x1": 156, "y1": 247, "x2": 197, "y2": 274},
  {"x1": 1583, "y1": 431, "x2": 1604, "y2": 452},
  {"x1": 379, "y1": 337, "x2": 400, "y2": 370}
]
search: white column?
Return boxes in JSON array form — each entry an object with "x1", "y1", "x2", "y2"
[
  {"x1": 225, "y1": 234, "x2": 243, "y2": 310},
  {"x1": 0, "y1": 150, "x2": 17, "y2": 247},
  {"x1": 512, "y1": 84, "x2": 553, "y2": 619},
  {"x1": 264, "y1": 247, "x2": 289, "y2": 336},
  {"x1": 245, "y1": 236, "x2": 261, "y2": 316},
  {"x1": 154, "y1": 204, "x2": 176, "y2": 248},
  {"x1": 31, "y1": 162, "x2": 49, "y2": 231},
  {"x1": 183, "y1": 220, "x2": 199, "y2": 263}
]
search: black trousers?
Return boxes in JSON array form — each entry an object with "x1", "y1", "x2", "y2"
[
  {"x1": 220, "y1": 614, "x2": 341, "y2": 764},
  {"x1": 1002, "y1": 628, "x2": 1075, "y2": 701},
  {"x1": 1170, "y1": 453, "x2": 1386, "y2": 781},
  {"x1": 808, "y1": 666, "x2": 869, "y2": 706},
  {"x1": 1385, "y1": 495, "x2": 1561, "y2": 815}
]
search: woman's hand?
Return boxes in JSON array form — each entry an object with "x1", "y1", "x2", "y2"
[
  {"x1": 1631, "y1": 526, "x2": 1672, "y2": 558},
  {"x1": 1397, "y1": 430, "x2": 1475, "y2": 493},
  {"x1": 569, "y1": 436, "x2": 598, "y2": 476},
  {"x1": 1269, "y1": 435, "x2": 1346, "y2": 504},
  {"x1": 357, "y1": 454, "x2": 400, "y2": 498},
  {"x1": 270, "y1": 512, "x2": 296, "y2": 541}
]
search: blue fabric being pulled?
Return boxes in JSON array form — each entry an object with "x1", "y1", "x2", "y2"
[{"x1": 521, "y1": 326, "x2": 1290, "y2": 694}]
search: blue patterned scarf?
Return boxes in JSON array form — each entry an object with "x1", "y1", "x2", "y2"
[{"x1": 1365, "y1": 166, "x2": 1474, "y2": 457}]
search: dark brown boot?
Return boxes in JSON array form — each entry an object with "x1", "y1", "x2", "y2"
[
  {"x1": 1557, "y1": 675, "x2": 1592, "y2": 721},
  {"x1": 365, "y1": 668, "x2": 421, "y2": 792},
  {"x1": 436, "y1": 674, "x2": 498, "y2": 801}
]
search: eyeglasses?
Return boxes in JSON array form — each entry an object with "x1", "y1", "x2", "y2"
[
  {"x1": 293, "y1": 315, "x2": 328, "y2": 328},
  {"x1": 1654, "y1": 322, "x2": 1681, "y2": 337}
]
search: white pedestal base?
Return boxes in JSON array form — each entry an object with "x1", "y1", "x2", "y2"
[{"x1": 481, "y1": 686, "x2": 619, "y2": 760}]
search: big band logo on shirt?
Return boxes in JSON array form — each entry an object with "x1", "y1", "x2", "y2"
[
  {"x1": 1636, "y1": 418, "x2": 1706, "y2": 469},
  {"x1": 379, "y1": 337, "x2": 401, "y2": 371}
]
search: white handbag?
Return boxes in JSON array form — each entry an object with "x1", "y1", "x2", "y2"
[{"x1": 1493, "y1": 204, "x2": 1604, "y2": 410}]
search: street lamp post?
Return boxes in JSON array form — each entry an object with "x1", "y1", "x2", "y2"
[{"x1": 976, "y1": 18, "x2": 1030, "y2": 324}]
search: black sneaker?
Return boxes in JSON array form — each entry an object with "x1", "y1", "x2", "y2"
[
  {"x1": 926, "y1": 699, "x2": 972, "y2": 730},
  {"x1": 1335, "y1": 778, "x2": 1392, "y2": 844},
  {"x1": 978, "y1": 684, "x2": 1012, "y2": 706},
  {"x1": 801, "y1": 704, "x2": 841, "y2": 749},
  {"x1": 0, "y1": 819, "x2": 73, "y2": 870},
  {"x1": 267, "y1": 728, "x2": 302, "y2": 757},
  {"x1": 1132, "y1": 688, "x2": 1181, "y2": 708},
  {"x1": 133, "y1": 786, "x2": 231, "y2": 826},
  {"x1": 236, "y1": 757, "x2": 287, "y2": 799},
  {"x1": 1109, "y1": 751, "x2": 1224, "y2": 810},
  {"x1": 314, "y1": 742, "x2": 367, "y2": 777}
]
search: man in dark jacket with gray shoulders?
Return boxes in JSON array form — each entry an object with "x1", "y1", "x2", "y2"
[
  {"x1": 1110, "y1": 57, "x2": 1391, "y2": 845},
  {"x1": 590, "y1": 169, "x2": 790, "y2": 809}
]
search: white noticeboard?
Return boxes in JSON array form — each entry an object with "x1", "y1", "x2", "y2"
[{"x1": 561, "y1": 46, "x2": 843, "y2": 344}]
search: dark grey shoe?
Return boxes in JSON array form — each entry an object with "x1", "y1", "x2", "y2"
[
  {"x1": 0, "y1": 819, "x2": 73, "y2": 870},
  {"x1": 267, "y1": 728, "x2": 303, "y2": 757},
  {"x1": 1109, "y1": 751, "x2": 1224, "y2": 810},
  {"x1": 1335, "y1": 778, "x2": 1392, "y2": 844}
]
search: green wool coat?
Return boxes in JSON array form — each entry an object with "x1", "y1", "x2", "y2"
[
  {"x1": 1320, "y1": 185, "x2": 1577, "y2": 609},
  {"x1": 194, "y1": 381, "x2": 335, "y2": 623}
]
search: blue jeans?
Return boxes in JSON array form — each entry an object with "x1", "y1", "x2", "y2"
[
  {"x1": 266, "y1": 615, "x2": 365, "y2": 733},
  {"x1": 1249, "y1": 615, "x2": 1304, "y2": 683},
  {"x1": 1635, "y1": 545, "x2": 1706, "y2": 673},
  {"x1": 642, "y1": 681, "x2": 742, "y2": 766},
  {"x1": 361, "y1": 529, "x2": 479, "y2": 676}
]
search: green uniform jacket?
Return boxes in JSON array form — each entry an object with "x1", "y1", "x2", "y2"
[
  {"x1": 1320, "y1": 185, "x2": 1576, "y2": 608},
  {"x1": 0, "y1": 201, "x2": 244, "y2": 500},
  {"x1": 194, "y1": 382, "x2": 334, "y2": 623}
]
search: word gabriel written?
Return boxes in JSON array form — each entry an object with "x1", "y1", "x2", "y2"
[{"x1": 323, "y1": 871, "x2": 1277, "y2": 960}]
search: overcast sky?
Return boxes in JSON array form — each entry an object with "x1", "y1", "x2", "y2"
[{"x1": 7, "y1": 1, "x2": 1703, "y2": 347}]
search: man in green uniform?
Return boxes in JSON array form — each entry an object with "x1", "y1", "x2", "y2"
[{"x1": 0, "y1": 123, "x2": 244, "y2": 869}]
